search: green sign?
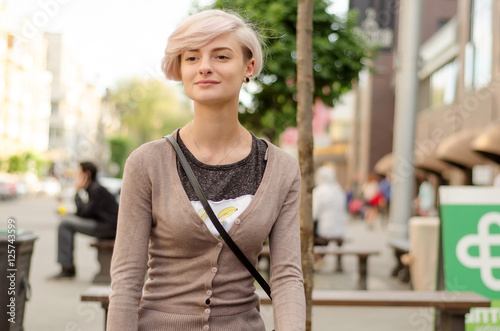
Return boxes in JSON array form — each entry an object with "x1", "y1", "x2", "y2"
[
  {"x1": 439, "y1": 186, "x2": 500, "y2": 299},
  {"x1": 466, "y1": 300, "x2": 500, "y2": 330}
]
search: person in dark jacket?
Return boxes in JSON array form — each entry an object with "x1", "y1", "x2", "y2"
[{"x1": 50, "y1": 161, "x2": 119, "y2": 279}]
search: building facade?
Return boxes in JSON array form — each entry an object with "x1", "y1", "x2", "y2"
[
  {"x1": 1, "y1": 3, "x2": 116, "y2": 177},
  {"x1": 415, "y1": 0, "x2": 500, "y2": 186},
  {"x1": 44, "y1": 33, "x2": 106, "y2": 167},
  {"x1": 350, "y1": 0, "x2": 458, "y2": 189},
  {"x1": 0, "y1": 4, "x2": 52, "y2": 160}
]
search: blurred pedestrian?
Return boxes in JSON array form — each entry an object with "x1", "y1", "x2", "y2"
[
  {"x1": 378, "y1": 174, "x2": 391, "y2": 224},
  {"x1": 313, "y1": 165, "x2": 347, "y2": 243},
  {"x1": 49, "y1": 161, "x2": 118, "y2": 279},
  {"x1": 415, "y1": 174, "x2": 435, "y2": 216},
  {"x1": 107, "y1": 9, "x2": 305, "y2": 331},
  {"x1": 362, "y1": 172, "x2": 382, "y2": 229},
  {"x1": 313, "y1": 165, "x2": 347, "y2": 269}
]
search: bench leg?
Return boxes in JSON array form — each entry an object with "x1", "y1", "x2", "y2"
[
  {"x1": 93, "y1": 249, "x2": 113, "y2": 284},
  {"x1": 357, "y1": 255, "x2": 368, "y2": 290},
  {"x1": 335, "y1": 255, "x2": 343, "y2": 273},
  {"x1": 391, "y1": 248, "x2": 410, "y2": 283},
  {"x1": 391, "y1": 249, "x2": 405, "y2": 277},
  {"x1": 102, "y1": 302, "x2": 109, "y2": 330},
  {"x1": 335, "y1": 239, "x2": 344, "y2": 273},
  {"x1": 438, "y1": 309, "x2": 468, "y2": 331}
]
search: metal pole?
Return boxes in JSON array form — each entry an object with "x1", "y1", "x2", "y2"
[{"x1": 388, "y1": 0, "x2": 423, "y2": 241}]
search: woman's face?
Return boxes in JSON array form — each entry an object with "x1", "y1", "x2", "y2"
[{"x1": 180, "y1": 33, "x2": 254, "y2": 107}]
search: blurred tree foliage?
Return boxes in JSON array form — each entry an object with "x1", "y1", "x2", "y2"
[
  {"x1": 109, "y1": 77, "x2": 192, "y2": 177},
  {"x1": 200, "y1": 0, "x2": 374, "y2": 142},
  {"x1": 111, "y1": 77, "x2": 192, "y2": 147},
  {"x1": 3, "y1": 151, "x2": 45, "y2": 175},
  {"x1": 108, "y1": 136, "x2": 135, "y2": 178}
]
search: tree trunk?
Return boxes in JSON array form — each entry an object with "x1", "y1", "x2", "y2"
[{"x1": 296, "y1": 0, "x2": 315, "y2": 330}]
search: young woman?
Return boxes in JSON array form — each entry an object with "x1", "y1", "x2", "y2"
[{"x1": 107, "y1": 9, "x2": 305, "y2": 331}]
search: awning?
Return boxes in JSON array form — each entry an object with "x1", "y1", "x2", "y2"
[
  {"x1": 472, "y1": 124, "x2": 500, "y2": 164},
  {"x1": 375, "y1": 151, "x2": 449, "y2": 176},
  {"x1": 374, "y1": 153, "x2": 393, "y2": 176},
  {"x1": 435, "y1": 129, "x2": 485, "y2": 169},
  {"x1": 415, "y1": 154, "x2": 449, "y2": 175}
]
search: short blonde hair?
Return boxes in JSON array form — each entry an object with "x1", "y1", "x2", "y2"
[{"x1": 161, "y1": 9, "x2": 264, "y2": 81}]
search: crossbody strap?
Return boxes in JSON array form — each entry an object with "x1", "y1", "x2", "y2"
[{"x1": 165, "y1": 134, "x2": 272, "y2": 299}]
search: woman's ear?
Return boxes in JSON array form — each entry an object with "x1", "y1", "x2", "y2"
[{"x1": 246, "y1": 58, "x2": 256, "y2": 78}]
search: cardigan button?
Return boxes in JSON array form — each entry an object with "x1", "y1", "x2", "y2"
[
  {"x1": 235, "y1": 219, "x2": 241, "y2": 225},
  {"x1": 211, "y1": 267, "x2": 218, "y2": 273},
  {"x1": 205, "y1": 308, "x2": 211, "y2": 315},
  {"x1": 203, "y1": 325, "x2": 209, "y2": 330}
]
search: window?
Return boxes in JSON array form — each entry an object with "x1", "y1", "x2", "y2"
[
  {"x1": 51, "y1": 102, "x2": 59, "y2": 115},
  {"x1": 430, "y1": 60, "x2": 457, "y2": 107},
  {"x1": 466, "y1": 0, "x2": 492, "y2": 89}
]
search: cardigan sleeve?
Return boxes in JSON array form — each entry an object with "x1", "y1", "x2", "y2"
[
  {"x1": 107, "y1": 148, "x2": 152, "y2": 330},
  {"x1": 268, "y1": 159, "x2": 306, "y2": 331}
]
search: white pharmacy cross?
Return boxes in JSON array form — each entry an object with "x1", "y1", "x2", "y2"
[{"x1": 456, "y1": 211, "x2": 500, "y2": 290}]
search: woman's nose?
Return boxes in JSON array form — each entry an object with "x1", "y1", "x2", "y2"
[{"x1": 198, "y1": 57, "x2": 212, "y2": 75}]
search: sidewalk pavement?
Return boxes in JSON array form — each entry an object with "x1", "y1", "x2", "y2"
[{"x1": 1, "y1": 195, "x2": 437, "y2": 331}]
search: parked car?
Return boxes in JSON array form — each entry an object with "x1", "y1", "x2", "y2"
[{"x1": 0, "y1": 175, "x2": 18, "y2": 200}]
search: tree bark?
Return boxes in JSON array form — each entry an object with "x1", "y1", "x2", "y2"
[{"x1": 296, "y1": 0, "x2": 314, "y2": 330}]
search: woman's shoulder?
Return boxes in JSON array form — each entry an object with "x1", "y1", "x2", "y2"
[
  {"x1": 125, "y1": 134, "x2": 176, "y2": 171},
  {"x1": 128, "y1": 138, "x2": 168, "y2": 159}
]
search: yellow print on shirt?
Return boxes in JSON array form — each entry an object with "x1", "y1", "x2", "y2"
[{"x1": 197, "y1": 206, "x2": 238, "y2": 224}]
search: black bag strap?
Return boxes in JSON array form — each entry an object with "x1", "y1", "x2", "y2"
[{"x1": 165, "y1": 134, "x2": 272, "y2": 300}]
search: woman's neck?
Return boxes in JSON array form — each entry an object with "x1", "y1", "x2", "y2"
[{"x1": 179, "y1": 105, "x2": 251, "y2": 165}]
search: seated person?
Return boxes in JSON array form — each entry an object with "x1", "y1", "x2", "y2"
[
  {"x1": 50, "y1": 161, "x2": 119, "y2": 279},
  {"x1": 313, "y1": 165, "x2": 347, "y2": 245}
]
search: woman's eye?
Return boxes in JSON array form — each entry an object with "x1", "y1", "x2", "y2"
[
  {"x1": 216, "y1": 55, "x2": 229, "y2": 60},
  {"x1": 185, "y1": 56, "x2": 196, "y2": 61}
]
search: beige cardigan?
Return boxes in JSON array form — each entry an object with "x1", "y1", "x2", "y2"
[{"x1": 107, "y1": 132, "x2": 305, "y2": 331}]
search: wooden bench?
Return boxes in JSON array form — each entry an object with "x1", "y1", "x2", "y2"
[
  {"x1": 259, "y1": 289, "x2": 490, "y2": 331},
  {"x1": 260, "y1": 245, "x2": 379, "y2": 290},
  {"x1": 81, "y1": 286, "x2": 490, "y2": 331},
  {"x1": 81, "y1": 286, "x2": 113, "y2": 329},
  {"x1": 90, "y1": 239, "x2": 115, "y2": 284},
  {"x1": 388, "y1": 238, "x2": 411, "y2": 283},
  {"x1": 314, "y1": 237, "x2": 346, "y2": 272}
]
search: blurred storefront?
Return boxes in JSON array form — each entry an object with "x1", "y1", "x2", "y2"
[
  {"x1": 364, "y1": 0, "x2": 500, "y2": 218},
  {"x1": 349, "y1": 0, "x2": 458, "y2": 189},
  {"x1": 414, "y1": 0, "x2": 500, "y2": 186}
]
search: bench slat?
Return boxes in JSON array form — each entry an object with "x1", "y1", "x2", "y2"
[
  {"x1": 258, "y1": 290, "x2": 490, "y2": 309},
  {"x1": 81, "y1": 286, "x2": 113, "y2": 304},
  {"x1": 83, "y1": 286, "x2": 490, "y2": 311},
  {"x1": 259, "y1": 245, "x2": 379, "y2": 257},
  {"x1": 312, "y1": 246, "x2": 379, "y2": 256}
]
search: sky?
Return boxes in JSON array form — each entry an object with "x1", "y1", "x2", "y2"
[
  {"x1": 3, "y1": 0, "x2": 349, "y2": 95},
  {"x1": 3, "y1": 0, "x2": 210, "y2": 93}
]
